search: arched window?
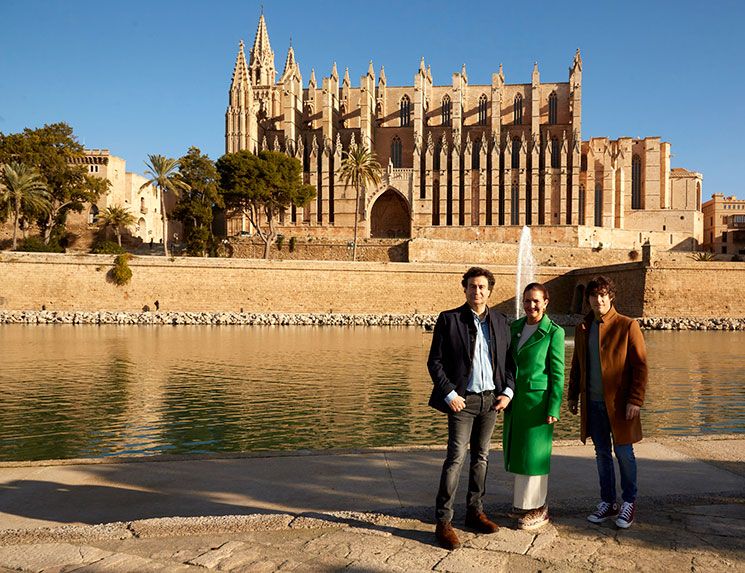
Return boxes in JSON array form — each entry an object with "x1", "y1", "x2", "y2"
[
  {"x1": 511, "y1": 183, "x2": 519, "y2": 225},
  {"x1": 594, "y1": 183, "x2": 603, "y2": 226},
  {"x1": 513, "y1": 94, "x2": 523, "y2": 125},
  {"x1": 399, "y1": 95, "x2": 411, "y2": 127},
  {"x1": 442, "y1": 95, "x2": 451, "y2": 127},
  {"x1": 88, "y1": 204, "x2": 99, "y2": 225},
  {"x1": 632, "y1": 154, "x2": 642, "y2": 209},
  {"x1": 472, "y1": 138, "x2": 481, "y2": 169},
  {"x1": 511, "y1": 137, "x2": 520, "y2": 169},
  {"x1": 548, "y1": 91, "x2": 558, "y2": 125},
  {"x1": 551, "y1": 137, "x2": 560, "y2": 168},
  {"x1": 391, "y1": 136, "x2": 402, "y2": 168},
  {"x1": 433, "y1": 140, "x2": 442, "y2": 170},
  {"x1": 478, "y1": 94, "x2": 488, "y2": 126},
  {"x1": 578, "y1": 184, "x2": 586, "y2": 223}
]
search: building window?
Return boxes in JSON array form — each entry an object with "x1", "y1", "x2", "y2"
[
  {"x1": 594, "y1": 184, "x2": 602, "y2": 226},
  {"x1": 722, "y1": 231, "x2": 728, "y2": 242},
  {"x1": 513, "y1": 94, "x2": 523, "y2": 125},
  {"x1": 632, "y1": 154, "x2": 642, "y2": 209},
  {"x1": 442, "y1": 95, "x2": 451, "y2": 127},
  {"x1": 578, "y1": 184, "x2": 585, "y2": 223},
  {"x1": 478, "y1": 94, "x2": 488, "y2": 126},
  {"x1": 88, "y1": 204, "x2": 99, "y2": 225},
  {"x1": 551, "y1": 137, "x2": 560, "y2": 168},
  {"x1": 511, "y1": 183, "x2": 519, "y2": 225},
  {"x1": 548, "y1": 91, "x2": 558, "y2": 125},
  {"x1": 511, "y1": 137, "x2": 520, "y2": 169},
  {"x1": 391, "y1": 136, "x2": 402, "y2": 168},
  {"x1": 399, "y1": 95, "x2": 411, "y2": 127}
]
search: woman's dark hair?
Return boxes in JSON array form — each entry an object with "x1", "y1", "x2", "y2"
[
  {"x1": 461, "y1": 266, "x2": 496, "y2": 290},
  {"x1": 585, "y1": 275, "x2": 616, "y2": 302},
  {"x1": 523, "y1": 282, "x2": 549, "y2": 300}
]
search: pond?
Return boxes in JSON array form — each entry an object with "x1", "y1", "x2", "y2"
[{"x1": 1, "y1": 325, "x2": 743, "y2": 462}]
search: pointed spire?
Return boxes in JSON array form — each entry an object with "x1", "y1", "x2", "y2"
[
  {"x1": 379, "y1": 65, "x2": 387, "y2": 86},
  {"x1": 573, "y1": 48, "x2": 583, "y2": 72},
  {"x1": 331, "y1": 61, "x2": 338, "y2": 80},
  {"x1": 426, "y1": 65, "x2": 432, "y2": 82},
  {"x1": 532, "y1": 62, "x2": 540, "y2": 84},
  {"x1": 230, "y1": 40, "x2": 250, "y2": 87},
  {"x1": 308, "y1": 68, "x2": 317, "y2": 89},
  {"x1": 252, "y1": 14, "x2": 272, "y2": 59},
  {"x1": 335, "y1": 132, "x2": 342, "y2": 154},
  {"x1": 281, "y1": 45, "x2": 297, "y2": 81},
  {"x1": 343, "y1": 67, "x2": 351, "y2": 87},
  {"x1": 419, "y1": 57, "x2": 426, "y2": 74},
  {"x1": 461, "y1": 63, "x2": 468, "y2": 83},
  {"x1": 249, "y1": 12, "x2": 276, "y2": 85},
  {"x1": 367, "y1": 60, "x2": 375, "y2": 78}
]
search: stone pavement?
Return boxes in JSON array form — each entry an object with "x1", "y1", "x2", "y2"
[{"x1": 0, "y1": 436, "x2": 743, "y2": 572}]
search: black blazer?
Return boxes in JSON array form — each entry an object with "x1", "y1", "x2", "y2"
[{"x1": 427, "y1": 303, "x2": 516, "y2": 414}]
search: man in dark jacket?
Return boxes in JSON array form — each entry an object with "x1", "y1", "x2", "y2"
[{"x1": 428, "y1": 266, "x2": 516, "y2": 550}]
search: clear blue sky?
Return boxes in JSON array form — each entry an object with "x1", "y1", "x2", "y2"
[{"x1": 2, "y1": 0, "x2": 743, "y2": 199}]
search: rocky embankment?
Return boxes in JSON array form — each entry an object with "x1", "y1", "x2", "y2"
[{"x1": 1, "y1": 311, "x2": 744, "y2": 330}]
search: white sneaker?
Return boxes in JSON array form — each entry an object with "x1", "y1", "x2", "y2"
[{"x1": 587, "y1": 501, "x2": 619, "y2": 524}]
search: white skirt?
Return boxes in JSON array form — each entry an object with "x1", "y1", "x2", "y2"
[{"x1": 513, "y1": 474, "x2": 548, "y2": 510}]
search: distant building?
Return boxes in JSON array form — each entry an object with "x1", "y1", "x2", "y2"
[
  {"x1": 222, "y1": 14, "x2": 703, "y2": 251},
  {"x1": 702, "y1": 193, "x2": 745, "y2": 255},
  {"x1": 66, "y1": 149, "x2": 169, "y2": 248}
]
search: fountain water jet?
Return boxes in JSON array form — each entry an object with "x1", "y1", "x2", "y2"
[{"x1": 515, "y1": 225, "x2": 537, "y2": 319}]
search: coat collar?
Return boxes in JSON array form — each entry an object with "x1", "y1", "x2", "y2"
[
  {"x1": 582, "y1": 305, "x2": 618, "y2": 329},
  {"x1": 512, "y1": 314, "x2": 551, "y2": 352}
]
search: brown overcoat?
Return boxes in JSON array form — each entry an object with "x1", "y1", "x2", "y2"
[{"x1": 568, "y1": 306, "x2": 648, "y2": 445}]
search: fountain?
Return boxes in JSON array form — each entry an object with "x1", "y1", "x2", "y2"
[{"x1": 515, "y1": 225, "x2": 537, "y2": 319}]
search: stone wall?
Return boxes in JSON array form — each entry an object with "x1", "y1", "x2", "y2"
[{"x1": 1, "y1": 252, "x2": 742, "y2": 318}]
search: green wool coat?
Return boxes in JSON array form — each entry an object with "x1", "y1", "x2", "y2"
[{"x1": 503, "y1": 314, "x2": 565, "y2": 476}]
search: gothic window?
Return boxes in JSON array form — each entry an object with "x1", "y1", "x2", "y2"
[
  {"x1": 548, "y1": 91, "x2": 558, "y2": 125},
  {"x1": 472, "y1": 138, "x2": 481, "y2": 169},
  {"x1": 511, "y1": 183, "x2": 519, "y2": 225},
  {"x1": 511, "y1": 137, "x2": 520, "y2": 169},
  {"x1": 442, "y1": 95, "x2": 451, "y2": 127},
  {"x1": 513, "y1": 94, "x2": 523, "y2": 125},
  {"x1": 632, "y1": 154, "x2": 642, "y2": 209},
  {"x1": 88, "y1": 204, "x2": 99, "y2": 225},
  {"x1": 391, "y1": 136, "x2": 402, "y2": 168},
  {"x1": 551, "y1": 137, "x2": 560, "y2": 168},
  {"x1": 578, "y1": 185, "x2": 585, "y2": 223},
  {"x1": 304, "y1": 102, "x2": 313, "y2": 128},
  {"x1": 478, "y1": 94, "x2": 488, "y2": 126},
  {"x1": 594, "y1": 183, "x2": 603, "y2": 226},
  {"x1": 400, "y1": 95, "x2": 411, "y2": 127}
]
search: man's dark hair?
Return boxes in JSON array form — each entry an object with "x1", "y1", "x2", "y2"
[
  {"x1": 461, "y1": 267, "x2": 496, "y2": 290},
  {"x1": 585, "y1": 275, "x2": 616, "y2": 302},
  {"x1": 523, "y1": 282, "x2": 549, "y2": 300}
]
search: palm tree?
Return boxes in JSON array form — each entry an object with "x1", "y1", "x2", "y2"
[
  {"x1": 1, "y1": 162, "x2": 52, "y2": 249},
  {"x1": 337, "y1": 144, "x2": 382, "y2": 261},
  {"x1": 97, "y1": 205, "x2": 136, "y2": 247},
  {"x1": 141, "y1": 154, "x2": 189, "y2": 257}
]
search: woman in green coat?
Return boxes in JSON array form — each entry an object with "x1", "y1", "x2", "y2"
[{"x1": 503, "y1": 282, "x2": 565, "y2": 530}]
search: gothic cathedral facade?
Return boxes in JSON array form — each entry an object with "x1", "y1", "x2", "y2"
[{"x1": 225, "y1": 14, "x2": 703, "y2": 249}]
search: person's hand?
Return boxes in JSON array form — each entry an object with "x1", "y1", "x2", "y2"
[
  {"x1": 568, "y1": 400, "x2": 578, "y2": 415},
  {"x1": 626, "y1": 403, "x2": 641, "y2": 420},
  {"x1": 546, "y1": 416, "x2": 558, "y2": 424},
  {"x1": 493, "y1": 395, "x2": 511, "y2": 412},
  {"x1": 449, "y1": 396, "x2": 466, "y2": 413}
]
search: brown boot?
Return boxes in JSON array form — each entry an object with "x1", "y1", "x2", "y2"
[
  {"x1": 435, "y1": 520, "x2": 461, "y2": 550},
  {"x1": 465, "y1": 508, "x2": 499, "y2": 533}
]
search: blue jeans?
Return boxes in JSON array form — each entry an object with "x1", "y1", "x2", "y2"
[
  {"x1": 588, "y1": 400, "x2": 637, "y2": 504},
  {"x1": 435, "y1": 392, "x2": 497, "y2": 522}
]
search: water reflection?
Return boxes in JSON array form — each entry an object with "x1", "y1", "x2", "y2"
[{"x1": 0, "y1": 326, "x2": 743, "y2": 462}]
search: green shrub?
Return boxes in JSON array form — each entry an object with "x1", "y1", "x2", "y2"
[
  {"x1": 15, "y1": 236, "x2": 65, "y2": 253},
  {"x1": 91, "y1": 240, "x2": 126, "y2": 254},
  {"x1": 276, "y1": 234, "x2": 285, "y2": 251},
  {"x1": 628, "y1": 249, "x2": 639, "y2": 261},
  {"x1": 289, "y1": 236, "x2": 297, "y2": 252},
  {"x1": 108, "y1": 253, "x2": 133, "y2": 286},
  {"x1": 688, "y1": 251, "x2": 716, "y2": 262}
]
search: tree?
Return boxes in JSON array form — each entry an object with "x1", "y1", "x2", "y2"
[
  {"x1": 337, "y1": 144, "x2": 382, "y2": 261},
  {"x1": 0, "y1": 123, "x2": 108, "y2": 245},
  {"x1": 217, "y1": 150, "x2": 315, "y2": 259},
  {"x1": 97, "y1": 205, "x2": 136, "y2": 247},
  {"x1": 141, "y1": 154, "x2": 189, "y2": 257},
  {"x1": 173, "y1": 147, "x2": 224, "y2": 256},
  {"x1": 0, "y1": 162, "x2": 52, "y2": 249}
]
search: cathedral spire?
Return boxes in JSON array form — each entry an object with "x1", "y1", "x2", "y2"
[
  {"x1": 343, "y1": 66, "x2": 351, "y2": 87},
  {"x1": 230, "y1": 40, "x2": 251, "y2": 88},
  {"x1": 419, "y1": 57, "x2": 426, "y2": 74},
  {"x1": 532, "y1": 62, "x2": 540, "y2": 85},
  {"x1": 308, "y1": 68, "x2": 317, "y2": 89},
  {"x1": 249, "y1": 13, "x2": 276, "y2": 85},
  {"x1": 379, "y1": 65, "x2": 387, "y2": 86}
]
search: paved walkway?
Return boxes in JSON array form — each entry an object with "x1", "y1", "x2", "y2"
[{"x1": 0, "y1": 436, "x2": 743, "y2": 572}]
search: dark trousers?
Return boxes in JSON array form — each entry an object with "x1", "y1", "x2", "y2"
[
  {"x1": 435, "y1": 392, "x2": 497, "y2": 522},
  {"x1": 588, "y1": 400, "x2": 638, "y2": 504}
]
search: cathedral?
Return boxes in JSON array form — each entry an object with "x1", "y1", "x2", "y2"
[{"x1": 224, "y1": 14, "x2": 703, "y2": 250}]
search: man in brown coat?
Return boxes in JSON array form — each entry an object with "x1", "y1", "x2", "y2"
[{"x1": 568, "y1": 275, "x2": 648, "y2": 529}]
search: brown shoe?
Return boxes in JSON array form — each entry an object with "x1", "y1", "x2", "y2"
[
  {"x1": 435, "y1": 520, "x2": 462, "y2": 550},
  {"x1": 517, "y1": 504, "x2": 549, "y2": 530},
  {"x1": 465, "y1": 509, "x2": 499, "y2": 533}
]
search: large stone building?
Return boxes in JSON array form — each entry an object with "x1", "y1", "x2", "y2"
[
  {"x1": 224, "y1": 14, "x2": 703, "y2": 251},
  {"x1": 702, "y1": 193, "x2": 745, "y2": 256}
]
